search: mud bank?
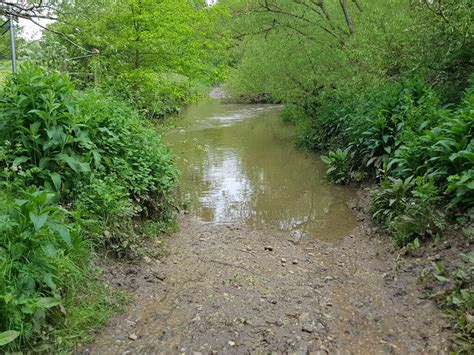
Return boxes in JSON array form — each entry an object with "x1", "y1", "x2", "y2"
[{"x1": 78, "y1": 197, "x2": 450, "y2": 354}]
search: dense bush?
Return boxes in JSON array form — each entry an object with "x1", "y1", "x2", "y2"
[
  {"x1": 320, "y1": 148, "x2": 351, "y2": 185},
  {"x1": 313, "y1": 81, "x2": 473, "y2": 244},
  {"x1": 0, "y1": 66, "x2": 178, "y2": 350},
  {"x1": 0, "y1": 66, "x2": 178, "y2": 242},
  {"x1": 280, "y1": 78, "x2": 473, "y2": 245},
  {"x1": 371, "y1": 177, "x2": 446, "y2": 245},
  {"x1": 103, "y1": 69, "x2": 201, "y2": 119},
  {"x1": 0, "y1": 191, "x2": 83, "y2": 349},
  {"x1": 390, "y1": 89, "x2": 474, "y2": 212}
]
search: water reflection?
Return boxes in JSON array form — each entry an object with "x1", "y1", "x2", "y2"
[{"x1": 165, "y1": 101, "x2": 357, "y2": 241}]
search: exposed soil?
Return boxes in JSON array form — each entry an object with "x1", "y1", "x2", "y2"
[{"x1": 76, "y1": 192, "x2": 457, "y2": 354}]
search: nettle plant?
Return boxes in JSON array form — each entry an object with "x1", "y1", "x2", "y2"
[
  {"x1": 0, "y1": 66, "x2": 97, "y2": 194},
  {"x1": 0, "y1": 190, "x2": 84, "y2": 349},
  {"x1": 0, "y1": 66, "x2": 179, "y2": 255}
]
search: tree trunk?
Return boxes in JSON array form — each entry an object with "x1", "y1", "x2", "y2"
[
  {"x1": 352, "y1": 0, "x2": 363, "y2": 12},
  {"x1": 339, "y1": 0, "x2": 355, "y2": 35}
]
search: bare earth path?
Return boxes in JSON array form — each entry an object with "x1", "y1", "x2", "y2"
[{"x1": 79, "y1": 203, "x2": 450, "y2": 355}]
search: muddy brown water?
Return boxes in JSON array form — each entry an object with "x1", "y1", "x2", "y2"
[{"x1": 165, "y1": 101, "x2": 357, "y2": 241}]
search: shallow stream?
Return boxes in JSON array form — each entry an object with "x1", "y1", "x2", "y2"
[{"x1": 165, "y1": 101, "x2": 357, "y2": 241}]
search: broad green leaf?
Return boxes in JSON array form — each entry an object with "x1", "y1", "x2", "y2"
[
  {"x1": 29, "y1": 212, "x2": 49, "y2": 231},
  {"x1": 320, "y1": 156, "x2": 331, "y2": 164},
  {"x1": 41, "y1": 242, "x2": 57, "y2": 257},
  {"x1": 43, "y1": 273, "x2": 57, "y2": 290},
  {"x1": 46, "y1": 221, "x2": 72, "y2": 246},
  {"x1": 30, "y1": 121, "x2": 42, "y2": 135},
  {"x1": 0, "y1": 330, "x2": 20, "y2": 346},
  {"x1": 12, "y1": 156, "x2": 30, "y2": 166},
  {"x1": 49, "y1": 172, "x2": 62, "y2": 191},
  {"x1": 433, "y1": 274, "x2": 449, "y2": 283},
  {"x1": 36, "y1": 297, "x2": 62, "y2": 308}
]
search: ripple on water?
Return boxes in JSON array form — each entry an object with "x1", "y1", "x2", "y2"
[{"x1": 165, "y1": 101, "x2": 357, "y2": 241}]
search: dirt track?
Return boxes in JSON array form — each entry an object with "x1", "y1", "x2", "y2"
[{"x1": 79, "y1": 199, "x2": 450, "y2": 354}]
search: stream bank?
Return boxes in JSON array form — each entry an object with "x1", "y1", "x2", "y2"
[
  {"x1": 77, "y1": 100, "x2": 461, "y2": 353},
  {"x1": 79, "y1": 193, "x2": 450, "y2": 354}
]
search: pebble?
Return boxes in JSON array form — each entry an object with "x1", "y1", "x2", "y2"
[
  {"x1": 281, "y1": 258, "x2": 287, "y2": 263},
  {"x1": 324, "y1": 276, "x2": 334, "y2": 282},
  {"x1": 292, "y1": 259, "x2": 298, "y2": 265},
  {"x1": 264, "y1": 246, "x2": 273, "y2": 251},
  {"x1": 228, "y1": 340, "x2": 236, "y2": 347},
  {"x1": 128, "y1": 333, "x2": 138, "y2": 341}
]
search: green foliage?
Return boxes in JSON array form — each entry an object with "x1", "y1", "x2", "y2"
[
  {"x1": 0, "y1": 190, "x2": 83, "y2": 349},
  {"x1": 0, "y1": 67, "x2": 179, "y2": 253},
  {"x1": 390, "y1": 89, "x2": 474, "y2": 212},
  {"x1": 107, "y1": 70, "x2": 195, "y2": 119},
  {"x1": 371, "y1": 176, "x2": 447, "y2": 246},
  {"x1": 0, "y1": 66, "x2": 178, "y2": 351},
  {"x1": 431, "y1": 254, "x2": 474, "y2": 352},
  {"x1": 320, "y1": 148, "x2": 351, "y2": 185},
  {"x1": 0, "y1": 66, "x2": 96, "y2": 193},
  {"x1": 36, "y1": 0, "x2": 231, "y2": 118},
  {"x1": 297, "y1": 80, "x2": 473, "y2": 247},
  {"x1": 371, "y1": 177, "x2": 414, "y2": 226},
  {"x1": 344, "y1": 81, "x2": 443, "y2": 177}
]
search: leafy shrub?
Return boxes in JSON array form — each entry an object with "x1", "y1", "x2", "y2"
[
  {"x1": 105, "y1": 69, "x2": 197, "y2": 119},
  {"x1": 0, "y1": 65, "x2": 179, "y2": 255},
  {"x1": 316, "y1": 81, "x2": 446, "y2": 183},
  {"x1": 314, "y1": 80, "x2": 472, "y2": 246},
  {"x1": 447, "y1": 170, "x2": 474, "y2": 211},
  {"x1": 371, "y1": 176, "x2": 414, "y2": 225},
  {"x1": 0, "y1": 190, "x2": 85, "y2": 349},
  {"x1": 321, "y1": 148, "x2": 351, "y2": 184},
  {"x1": 0, "y1": 66, "x2": 96, "y2": 193},
  {"x1": 73, "y1": 90, "x2": 178, "y2": 221},
  {"x1": 431, "y1": 255, "x2": 474, "y2": 352},
  {"x1": 297, "y1": 92, "x2": 354, "y2": 151},
  {"x1": 389, "y1": 203, "x2": 446, "y2": 246},
  {"x1": 371, "y1": 176, "x2": 446, "y2": 245},
  {"x1": 391, "y1": 88, "x2": 474, "y2": 212},
  {"x1": 349, "y1": 81, "x2": 442, "y2": 177},
  {"x1": 0, "y1": 65, "x2": 178, "y2": 350}
]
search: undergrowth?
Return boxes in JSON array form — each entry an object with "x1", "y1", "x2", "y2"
[{"x1": 0, "y1": 65, "x2": 178, "y2": 351}]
